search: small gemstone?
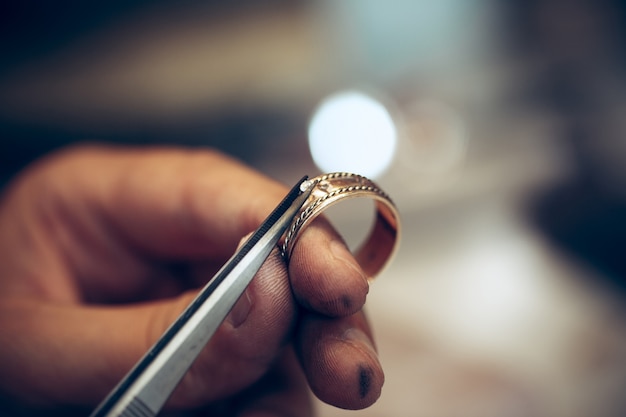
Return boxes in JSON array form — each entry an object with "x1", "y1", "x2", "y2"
[
  {"x1": 318, "y1": 181, "x2": 330, "y2": 191},
  {"x1": 300, "y1": 179, "x2": 314, "y2": 192}
]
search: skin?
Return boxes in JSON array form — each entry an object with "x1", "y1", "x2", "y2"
[{"x1": 0, "y1": 145, "x2": 384, "y2": 416}]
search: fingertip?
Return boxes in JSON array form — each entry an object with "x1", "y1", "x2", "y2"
[
  {"x1": 314, "y1": 335, "x2": 384, "y2": 409},
  {"x1": 289, "y1": 223, "x2": 369, "y2": 317},
  {"x1": 342, "y1": 328, "x2": 383, "y2": 401},
  {"x1": 297, "y1": 314, "x2": 384, "y2": 410}
]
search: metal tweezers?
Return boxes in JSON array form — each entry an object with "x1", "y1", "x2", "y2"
[{"x1": 90, "y1": 176, "x2": 314, "y2": 417}]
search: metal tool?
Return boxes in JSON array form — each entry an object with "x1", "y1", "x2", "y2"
[{"x1": 90, "y1": 176, "x2": 314, "y2": 417}]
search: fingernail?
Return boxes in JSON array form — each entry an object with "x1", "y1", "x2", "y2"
[
  {"x1": 330, "y1": 240, "x2": 368, "y2": 286},
  {"x1": 343, "y1": 328, "x2": 378, "y2": 358},
  {"x1": 227, "y1": 289, "x2": 252, "y2": 328}
]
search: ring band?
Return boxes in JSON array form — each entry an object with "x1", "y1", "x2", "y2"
[{"x1": 282, "y1": 172, "x2": 400, "y2": 280}]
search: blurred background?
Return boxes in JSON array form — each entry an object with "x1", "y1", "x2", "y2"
[{"x1": 2, "y1": 0, "x2": 626, "y2": 416}]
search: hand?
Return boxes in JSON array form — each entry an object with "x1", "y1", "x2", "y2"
[{"x1": 0, "y1": 145, "x2": 383, "y2": 416}]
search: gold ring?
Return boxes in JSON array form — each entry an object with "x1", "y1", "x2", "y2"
[{"x1": 282, "y1": 172, "x2": 400, "y2": 280}]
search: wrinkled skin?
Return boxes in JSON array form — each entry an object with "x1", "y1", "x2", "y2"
[{"x1": 0, "y1": 146, "x2": 383, "y2": 416}]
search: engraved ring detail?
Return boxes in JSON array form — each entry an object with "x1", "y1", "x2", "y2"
[{"x1": 282, "y1": 172, "x2": 400, "y2": 280}]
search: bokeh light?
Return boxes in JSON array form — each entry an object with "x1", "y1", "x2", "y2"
[{"x1": 307, "y1": 90, "x2": 397, "y2": 179}]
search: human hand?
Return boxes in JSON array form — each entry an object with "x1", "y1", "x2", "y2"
[{"x1": 0, "y1": 146, "x2": 383, "y2": 416}]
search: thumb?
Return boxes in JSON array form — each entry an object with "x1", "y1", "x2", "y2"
[{"x1": 0, "y1": 250, "x2": 296, "y2": 411}]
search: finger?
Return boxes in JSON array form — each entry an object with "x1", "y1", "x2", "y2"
[
  {"x1": 0, "y1": 250, "x2": 296, "y2": 410},
  {"x1": 288, "y1": 218, "x2": 370, "y2": 317},
  {"x1": 295, "y1": 311, "x2": 384, "y2": 410},
  {"x1": 74, "y1": 145, "x2": 288, "y2": 259},
  {"x1": 1, "y1": 145, "x2": 289, "y2": 301}
]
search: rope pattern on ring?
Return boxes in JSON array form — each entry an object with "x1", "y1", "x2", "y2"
[{"x1": 281, "y1": 172, "x2": 392, "y2": 258}]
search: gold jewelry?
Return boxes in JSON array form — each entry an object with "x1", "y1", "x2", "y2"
[{"x1": 282, "y1": 172, "x2": 400, "y2": 280}]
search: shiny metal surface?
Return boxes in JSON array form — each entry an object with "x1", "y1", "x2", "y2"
[{"x1": 283, "y1": 172, "x2": 400, "y2": 280}]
